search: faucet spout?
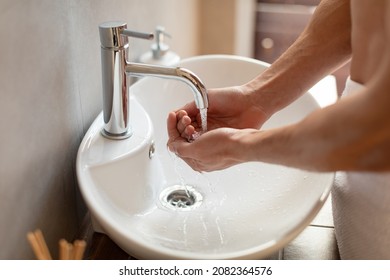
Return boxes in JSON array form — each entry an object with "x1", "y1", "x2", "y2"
[
  {"x1": 126, "y1": 63, "x2": 208, "y2": 109},
  {"x1": 98, "y1": 21, "x2": 208, "y2": 140}
]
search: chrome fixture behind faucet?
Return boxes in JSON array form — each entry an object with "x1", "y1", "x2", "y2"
[{"x1": 98, "y1": 21, "x2": 208, "y2": 140}]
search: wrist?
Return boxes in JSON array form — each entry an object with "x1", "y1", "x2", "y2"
[
  {"x1": 232, "y1": 126, "x2": 297, "y2": 167},
  {"x1": 241, "y1": 75, "x2": 284, "y2": 119},
  {"x1": 231, "y1": 128, "x2": 263, "y2": 163}
]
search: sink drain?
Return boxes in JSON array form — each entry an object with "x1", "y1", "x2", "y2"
[{"x1": 159, "y1": 185, "x2": 203, "y2": 211}]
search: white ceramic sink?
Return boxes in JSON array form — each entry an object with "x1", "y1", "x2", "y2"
[{"x1": 76, "y1": 55, "x2": 334, "y2": 259}]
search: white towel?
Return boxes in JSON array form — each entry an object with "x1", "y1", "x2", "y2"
[{"x1": 331, "y1": 77, "x2": 390, "y2": 259}]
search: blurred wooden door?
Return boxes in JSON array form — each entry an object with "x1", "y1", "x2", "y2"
[{"x1": 254, "y1": 0, "x2": 350, "y2": 95}]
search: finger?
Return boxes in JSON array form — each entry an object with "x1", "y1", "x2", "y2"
[
  {"x1": 181, "y1": 101, "x2": 199, "y2": 118},
  {"x1": 168, "y1": 136, "x2": 190, "y2": 156},
  {"x1": 176, "y1": 110, "x2": 188, "y2": 120},
  {"x1": 167, "y1": 111, "x2": 190, "y2": 153},
  {"x1": 182, "y1": 125, "x2": 196, "y2": 140},
  {"x1": 177, "y1": 115, "x2": 192, "y2": 133},
  {"x1": 167, "y1": 111, "x2": 180, "y2": 141}
]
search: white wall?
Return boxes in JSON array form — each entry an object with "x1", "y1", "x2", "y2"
[{"x1": 0, "y1": 0, "x2": 199, "y2": 259}]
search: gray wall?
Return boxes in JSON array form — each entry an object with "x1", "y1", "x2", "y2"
[{"x1": 0, "y1": 0, "x2": 199, "y2": 259}]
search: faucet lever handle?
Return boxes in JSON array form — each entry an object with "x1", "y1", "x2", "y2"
[
  {"x1": 99, "y1": 22, "x2": 153, "y2": 48},
  {"x1": 121, "y1": 29, "x2": 154, "y2": 40}
]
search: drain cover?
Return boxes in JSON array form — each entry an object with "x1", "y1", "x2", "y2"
[{"x1": 160, "y1": 185, "x2": 203, "y2": 211}]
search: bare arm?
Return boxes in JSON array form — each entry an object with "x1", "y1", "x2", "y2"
[
  {"x1": 169, "y1": 60, "x2": 390, "y2": 172},
  {"x1": 172, "y1": 0, "x2": 353, "y2": 140},
  {"x1": 168, "y1": 0, "x2": 390, "y2": 172},
  {"x1": 246, "y1": 0, "x2": 352, "y2": 116},
  {"x1": 236, "y1": 0, "x2": 390, "y2": 172},
  {"x1": 237, "y1": 80, "x2": 390, "y2": 172}
]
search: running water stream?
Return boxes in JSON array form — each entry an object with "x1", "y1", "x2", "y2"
[
  {"x1": 190, "y1": 108, "x2": 208, "y2": 141},
  {"x1": 200, "y1": 108, "x2": 208, "y2": 133},
  {"x1": 174, "y1": 108, "x2": 208, "y2": 200}
]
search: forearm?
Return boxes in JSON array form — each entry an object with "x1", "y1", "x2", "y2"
[
  {"x1": 246, "y1": 0, "x2": 352, "y2": 116},
  {"x1": 240, "y1": 87, "x2": 390, "y2": 172},
  {"x1": 237, "y1": 1, "x2": 390, "y2": 172}
]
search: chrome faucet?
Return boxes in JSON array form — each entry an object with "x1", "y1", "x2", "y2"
[{"x1": 98, "y1": 21, "x2": 208, "y2": 140}]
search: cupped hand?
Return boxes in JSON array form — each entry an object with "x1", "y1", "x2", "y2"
[
  {"x1": 177, "y1": 86, "x2": 269, "y2": 140},
  {"x1": 167, "y1": 112, "x2": 254, "y2": 172}
]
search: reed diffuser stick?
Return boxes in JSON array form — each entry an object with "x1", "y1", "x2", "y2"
[
  {"x1": 27, "y1": 232, "x2": 46, "y2": 260},
  {"x1": 59, "y1": 239, "x2": 70, "y2": 260},
  {"x1": 26, "y1": 230, "x2": 52, "y2": 260},
  {"x1": 28, "y1": 229, "x2": 87, "y2": 260},
  {"x1": 73, "y1": 240, "x2": 87, "y2": 260},
  {"x1": 34, "y1": 229, "x2": 52, "y2": 260}
]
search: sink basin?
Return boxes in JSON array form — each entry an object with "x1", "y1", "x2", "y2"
[{"x1": 76, "y1": 55, "x2": 334, "y2": 259}]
